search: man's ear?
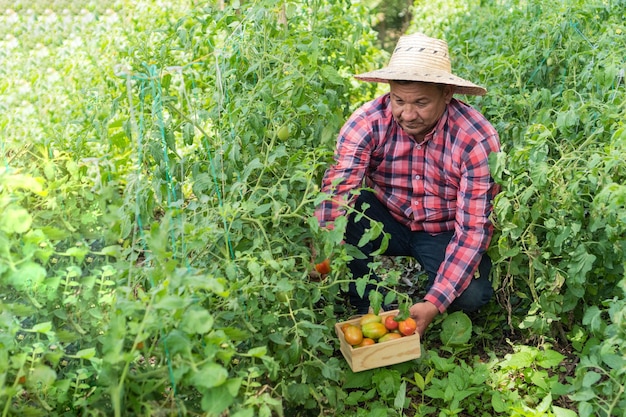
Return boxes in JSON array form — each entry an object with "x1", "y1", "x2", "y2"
[{"x1": 443, "y1": 85, "x2": 455, "y2": 103}]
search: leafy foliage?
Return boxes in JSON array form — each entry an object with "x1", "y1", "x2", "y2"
[{"x1": 1, "y1": 0, "x2": 625, "y2": 416}]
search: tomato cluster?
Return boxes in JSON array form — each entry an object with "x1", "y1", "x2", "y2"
[{"x1": 341, "y1": 313, "x2": 417, "y2": 348}]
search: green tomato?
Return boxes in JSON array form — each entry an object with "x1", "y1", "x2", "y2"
[
  {"x1": 276, "y1": 291, "x2": 291, "y2": 303},
  {"x1": 277, "y1": 125, "x2": 289, "y2": 141}
]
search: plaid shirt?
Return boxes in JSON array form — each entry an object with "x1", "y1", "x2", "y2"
[{"x1": 315, "y1": 94, "x2": 501, "y2": 312}]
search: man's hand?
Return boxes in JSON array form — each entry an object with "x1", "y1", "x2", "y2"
[{"x1": 409, "y1": 300, "x2": 439, "y2": 337}]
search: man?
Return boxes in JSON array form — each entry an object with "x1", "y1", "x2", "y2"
[{"x1": 314, "y1": 33, "x2": 501, "y2": 337}]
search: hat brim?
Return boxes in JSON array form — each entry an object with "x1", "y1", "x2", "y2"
[{"x1": 354, "y1": 67, "x2": 487, "y2": 96}]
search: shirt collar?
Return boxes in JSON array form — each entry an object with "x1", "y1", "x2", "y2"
[{"x1": 423, "y1": 104, "x2": 450, "y2": 143}]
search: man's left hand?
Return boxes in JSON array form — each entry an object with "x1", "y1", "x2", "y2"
[{"x1": 409, "y1": 300, "x2": 439, "y2": 337}]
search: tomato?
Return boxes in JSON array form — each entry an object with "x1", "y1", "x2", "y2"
[
  {"x1": 343, "y1": 324, "x2": 363, "y2": 346},
  {"x1": 277, "y1": 125, "x2": 290, "y2": 141},
  {"x1": 361, "y1": 322, "x2": 388, "y2": 340},
  {"x1": 384, "y1": 315, "x2": 399, "y2": 331},
  {"x1": 354, "y1": 338, "x2": 375, "y2": 348},
  {"x1": 276, "y1": 291, "x2": 291, "y2": 303},
  {"x1": 398, "y1": 317, "x2": 417, "y2": 336},
  {"x1": 359, "y1": 313, "x2": 382, "y2": 326},
  {"x1": 315, "y1": 259, "x2": 331, "y2": 275},
  {"x1": 378, "y1": 333, "x2": 403, "y2": 343}
]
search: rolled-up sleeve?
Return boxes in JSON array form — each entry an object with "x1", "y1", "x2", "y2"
[{"x1": 423, "y1": 134, "x2": 501, "y2": 311}]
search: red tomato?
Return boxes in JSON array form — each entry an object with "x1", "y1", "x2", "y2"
[
  {"x1": 315, "y1": 259, "x2": 331, "y2": 275},
  {"x1": 384, "y1": 315, "x2": 399, "y2": 331}
]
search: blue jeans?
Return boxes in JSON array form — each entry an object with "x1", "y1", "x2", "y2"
[{"x1": 344, "y1": 190, "x2": 493, "y2": 314}]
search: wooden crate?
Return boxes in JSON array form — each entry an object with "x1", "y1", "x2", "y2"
[{"x1": 334, "y1": 310, "x2": 421, "y2": 372}]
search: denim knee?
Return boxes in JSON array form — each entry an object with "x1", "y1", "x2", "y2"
[{"x1": 448, "y1": 276, "x2": 493, "y2": 312}]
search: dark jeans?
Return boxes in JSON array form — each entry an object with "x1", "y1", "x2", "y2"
[{"x1": 345, "y1": 190, "x2": 493, "y2": 314}]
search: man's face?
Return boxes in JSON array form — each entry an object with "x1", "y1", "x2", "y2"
[{"x1": 389, "y1": 81, "x2": 454, "y2": 141}]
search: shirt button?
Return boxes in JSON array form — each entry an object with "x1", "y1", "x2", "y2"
[
  {"x1": 414, "y1": 201, "x2": 419, "y2": 205},
  {"x1": 416, "y1": 144, "x2": 422, "y2": 149},
  {"x1": 415, "y1": 175, "x2": 421, "y2": 180}
]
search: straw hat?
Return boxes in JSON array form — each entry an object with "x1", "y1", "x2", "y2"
[{"x1": 355, "y1": 33, "x2": 487, "y2": 96}]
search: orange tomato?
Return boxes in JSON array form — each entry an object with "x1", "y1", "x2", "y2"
[
  {"x1": 315, "y1": 259, "x2": 331, "y2": 275},
  {"x1": 354, "y1": 338, "x2": 375, "y2": 348},
  {"x1": 378, "y1": 333, "x2": 403, "y2": 343},
  {"x1": 398, "y1": 317, "x2": 417, "y2": 336},
  {"x1": 384, "y1": 315, "x2": 399, "y2": 331},
  {"x1": 343, "y1": 324, "x2": 363, "y2": 346}
]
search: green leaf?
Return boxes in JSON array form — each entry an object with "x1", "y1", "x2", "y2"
[
  {"x1": 31, "y1": 322, "x2": 53, "y2": 333},
  {"x1": 357, "y1": 222, "x2": 383, "y2": 248},
  {"x1": 320, "y1": 65, "x2": 344, "y2": 85},
  {"x1": 191, "y1": 362, "x2": 228, "y2": 389},
  {"x1": 0, "y1": 205, "x2": 32, "y2": 234},
  {"x1": 440, "y1": 311, "x2": 472, "y2": 346},
  {"x1": 200, "y1": 379, "x2": 240, "y2": 414},
  {"x1": 64, "y1": 246, "x2": 90, "y2": 262},
  {"x1": 287, "y1": 383, "x2": 310, "y2": 404},
  {"x1": 4, "y1": 174, "x2": 45, "y2": 195},
  {"x1": 368, "y1": 290, "x2": 383, "y2": 314},
  {"x1": 355, "y1": 276, "x2": 369, "y2": 298},
  {"x1": 246, "y1": 346, "x2": 267, "y2": 357},
  {"x1": 394, "y1": 381, "x2": 407, "y2": 410},
  {"x1": 502, "y1": 350, "x2": 534, "y2": 369},
  {"x1": 601, "y1": 352, "x2": 623, "y2": 369},
  {"x1": 569, "y1": 388, "x2": 596, "y2": 402},
  {"x1": 491, "y1": 391, "x2": 507, "y2": 413},
  {"x1": 164, "y1": 330, "x2": 190, "y2": 356},
  {"x1": 344, "y1": 369, "x2": 373, "y2": 389},
  {"x1": 75, "y1": 348, "x2": 97, "y2": 359},
  {"x1": 582, "y1": 306, "x2": 604, "y2": 334},
  {"x1": 567, "y1": 244, "x2": 596, "y2": 285},
  {"x1": 582, "y1": 371, "x2": 601, "y2": 387},
  {"x1": 537, "y1": 348, "x2": 565, "y2": 368},
  {"x1": 9, "y1": 262, "x2": 47, "y2": 291},
  {"x1": 413, "y1": 372, "x2": 425, "y2": 391},
  {"x1": 429, "y1": 351, "x2": 455, "y2": 372},
  {"x1": 488, "y1": 151, "x2": 506, "y2": 183},
  {"x1": 181, "y1": 307, "x2": 214, "y2": 334},
  {"x1": 321, "y1": 357, "x2": 342, "y2": 382},
  {"x1": 30, "y1": 365, "x2": 57, "y2": 388},
  {"x1": 552, "y1": 406, "x2": 578, "y2": 417}
]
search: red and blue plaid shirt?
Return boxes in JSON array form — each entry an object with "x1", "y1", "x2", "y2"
[{"x1": 315, "y1": 94, "x2": 501, "y2": 312}]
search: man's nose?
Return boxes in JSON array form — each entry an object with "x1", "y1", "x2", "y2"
[{"x1": 402, "y1": 106, "x2": 419, "y2": 121}]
